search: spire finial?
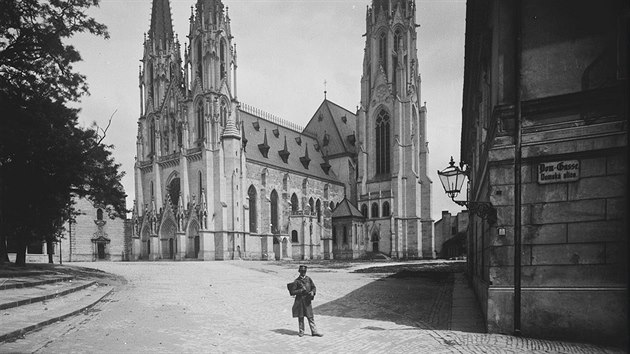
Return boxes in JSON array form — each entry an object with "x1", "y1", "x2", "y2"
[{"x1": 324, "y1": 79, "x2": 327, "y2": 99}]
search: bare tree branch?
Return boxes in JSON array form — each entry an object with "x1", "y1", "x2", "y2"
[{"x1": 95, "y1": 108, "x2": 117, "y2": 145}]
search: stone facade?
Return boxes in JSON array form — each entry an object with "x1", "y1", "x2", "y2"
[
  {"x1": 131, "y1": 0, "x2": 434, "y2": 261},
  {"x1": 60, "y1": 198, "x2": 130, "y2": 262},
  {"x1": 7, "y1": 197, "x2": 130, "y2": 263},
  {"x1": 433, "y1": 210, "x2": 468, "y2": 258},
  {"x1": 461, "y1": 0, "x2": 627, "y2": 345},
  {"x1": 357, "y1": 0, "x2": 433, "y2": 259}
]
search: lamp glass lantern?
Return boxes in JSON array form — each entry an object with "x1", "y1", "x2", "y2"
[{"x1": 437, "y1": 157, "x2": 467, "y2": 200}]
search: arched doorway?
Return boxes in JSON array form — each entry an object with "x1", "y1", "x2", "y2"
[
  {"x1": 187, "y1": 220, "x2": 200, "y2": 259},
  {"x1": 141, "y1": 226, "x2": 150, "y2": 259},
  {"x1": 372, "y1": 232, "x2": 380, "y2": 253},
  {"x1": 97, "y1": 243, "x2": 106, "y2": 260},
  {"x1": 160, "y1": 218, "x2": 177, "y2": 259}
]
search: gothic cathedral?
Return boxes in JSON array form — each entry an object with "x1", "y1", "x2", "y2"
[{"x1": 131, "y1": 0, "x2": 434, "y2": 261}]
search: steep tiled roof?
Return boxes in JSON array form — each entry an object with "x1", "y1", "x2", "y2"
[
  {"x1": 240, "y1": 108, "x2": 342, "y2": 184},
  {"x1": 331, "y1": 197, "x2": 364, "y2": 219},
  {"x1": 303, "y1": 100, "x2": 357, "y2": 158}
]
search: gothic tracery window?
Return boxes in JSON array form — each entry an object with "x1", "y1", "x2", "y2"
[
  {"x1": 291, "y1": 193, "x2": 299, "y2": 213},
  {"x1": 379, "y1": 31, "x2": 387, "y2": 74},
  {"x1": 196, "y1": 40, "x2": 203, "y2": 84},
  {"x1": 375, "y1": 110, "x2": 391, "y2": 175},
  {"x1": 361, "y1": 204, "x2": 368, "y2": 218},
  {"x1": 382, "y1": 201, "x2": 390, "y2": 217},
  {"x1": 220, "y1": 40, "x2": 227, "y2": 80},
  {"x1": 270, "y1": 190, "x2": 279, "y2": 234},
  {"x1": 197, "y1": 102, "x2": 205, "y2": 140},
  {"x1": 149, "y1": 119, "x2": 156, "y2": 156},
  {"x1": 248, "y1": 185, "x2": 257, "y2": 233},
  {"x1": 371, "y1": 202, "x2": 379, "y2": 218}
]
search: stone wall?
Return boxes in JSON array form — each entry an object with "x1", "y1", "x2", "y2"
[
  {"x1": 245, "y1": 161, "x2": 344, "y2": 260},
  {"x1": 58, "y1": 198, "x2": 127, "y2": 262}
]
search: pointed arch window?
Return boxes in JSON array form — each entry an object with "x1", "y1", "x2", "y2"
[
  {"x1": 371, "y1": 202, "x2": 379, "y2": 218},
  {"x1": 309, "y1": 197, "x2": 314, "y2": 214},
  {"x1": 378, "y1": 31, "x2": 387, "y2": 74},
  {"x1": 316, "y1": 199, "x2": 321, "y2": 222},
  {"x1": 291, "y1": 193, "x2": 299, "y2": 214},
  {"x1": 361, "y1": 204, "x2": 368, "y2": 218},
  {"x1": 375, "y1": 110, "x2": 391, "y2": 175},
  {"x1": 220, "y1": 40, "x2": 227, "y2": 80},
  {"x1": 196, "y1": 40, "x2": 203, "y2": 83},
  {"x1": 248, "y1": 185, "x2": 257, "y2": 233},
  {"x1": 270, "y1": 190, "x2": 279, "y2": 234},
  {"x1": 382, "y1": 201, "x2": 390, "y2": 217},
  {"x1": 148, "y1": 62, "x2": 155, "y2": 102},
  {"x1": 197, "y1": 102, "x2": 205, "y2": 140},
  {"x1": 149, "y1": 119, "x2": 156, "y2": 156}
]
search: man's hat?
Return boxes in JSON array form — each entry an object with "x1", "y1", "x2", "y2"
[{"x1": 298, "y1": 265, "x2": 307, "y2": 271}]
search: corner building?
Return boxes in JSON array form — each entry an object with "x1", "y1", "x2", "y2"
[
  {"x1": 461, "y1": 0, "x2": 627, "y2": 344},
  {"x1": 131, "y1": 0, "x2": 433, "y2": 261}
]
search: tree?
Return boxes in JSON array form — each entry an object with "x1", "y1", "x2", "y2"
[
  {"x1": 0, "y1": 0, "x2": 125, "y2": 265},
  {"x1": 0, "y1": 94, "x2": 127, "y2": 265},
  {"x1": 0, "y1": 0, "x2": 109, "y2": 103}
]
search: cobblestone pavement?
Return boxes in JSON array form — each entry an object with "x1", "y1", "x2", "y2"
[{"x1": 0, "y1": 261, "x2": 624, "y2": 354}]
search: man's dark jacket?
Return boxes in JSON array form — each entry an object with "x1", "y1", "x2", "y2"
[{"x1": 290, "y1": 275, "x2": 316, "y2": 318}]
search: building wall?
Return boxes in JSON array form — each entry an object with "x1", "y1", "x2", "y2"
[
  {"x1": 59, "y1": 198, "x2": 128, "y2": 262},
  {"x1": 245, "y1": 161, "x2": 344, "y2": 260},
  {"x1": 462, "y1": 0, "x2": 628, "y2": 344}
]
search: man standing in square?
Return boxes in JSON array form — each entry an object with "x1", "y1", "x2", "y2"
[{"x1": 290, "y1": 265, "x2": 323, "y2": 337}]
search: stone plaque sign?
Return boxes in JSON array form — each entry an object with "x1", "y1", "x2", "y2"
[{"x1": 538, "y1": 160, "x2": 580, "y2": 184}]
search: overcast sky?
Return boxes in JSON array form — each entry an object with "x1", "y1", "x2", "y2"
[{"x1": 70, "y1": 0, "x2": 466, "y2": 221}]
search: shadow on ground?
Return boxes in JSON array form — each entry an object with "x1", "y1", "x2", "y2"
[
  {"x1": 0, "y1": 262, "x2": 126, "y2": 286},
  {"x1": 271, "y1": 329, "x2": 299, "y2": 336},
  {"x1": 314, "y1": 263, "x2": 467, "y2": 331}
]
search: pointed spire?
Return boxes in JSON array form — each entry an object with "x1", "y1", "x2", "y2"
[
  {"x1": 222, "y1": 109, "x2": 240, "y2": 139},
  {"x1": 149, "y1": 0, "x2": 174, "y2": 49}
]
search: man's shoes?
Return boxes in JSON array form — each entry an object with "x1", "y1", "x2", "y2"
[
  {"x1": 312, "y1": 333, "x2": 323, "y2": 337},
  {"x1": 298, "y1": 332, "x2": 304, "y2": 337}
]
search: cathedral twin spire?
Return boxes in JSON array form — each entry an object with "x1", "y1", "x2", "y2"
[{"x1": 149, "y1": 0, "x2": 174, "y2": 49}]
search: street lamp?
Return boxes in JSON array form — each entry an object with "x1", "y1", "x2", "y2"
[{"x1": 437, "y1": 156, "x2": 497, "y2": 225}]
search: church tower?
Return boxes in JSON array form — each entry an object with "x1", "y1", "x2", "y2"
[
  {"x1": 133, "y1": 0, "x2": 246, "y2": 261},
  {"x1": 356, "y1": 0, "x2": 433, "y2": 258},
  {"x1": 184, "y1": 0, "x2": 245, "y2": 259},
  {"x1": 136, "y1": 0, "x2": 183, "y2": 215}
]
